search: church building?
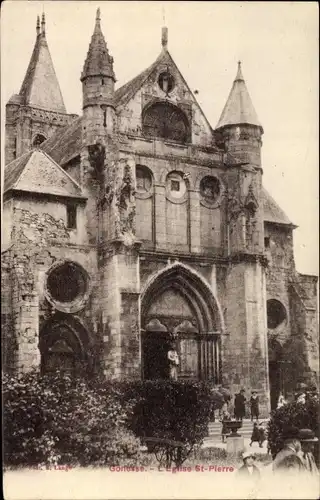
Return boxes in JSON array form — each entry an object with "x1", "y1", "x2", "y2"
[{"x1": 2, "y1": 10, "x2": 318, "y2": 414}]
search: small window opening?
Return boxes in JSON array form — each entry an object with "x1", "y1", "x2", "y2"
[
  {"x1": 103, "y1": 109, "x2": 107, "y2": 127},
  {"x1": 67, "y1": 205, "x2": 77, "y2": 229},
  {"x1": 264, "y1": 237, "x2": 270, "y2": 249},
  {"x1": 101, "y1": 78, "x2": 105, "y2": 85},
  {"x1": 171, "y1": 180, "x2": 180, "y2": 192}
]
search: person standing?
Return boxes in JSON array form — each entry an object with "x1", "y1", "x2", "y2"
[
  {"x1": 298, "y1": 429, "x2": 319, "y2": 475},
  {"x1": 250, "y1": 391, "x2": 259, "y2": 421},
  {"x1": 250, "y1": 423, "x2": 260, "y2": 447},
  {"x1": 220, "y1": 410, "x2": 231, "y2": 443},
  {"x1": 234, "y1": 389, "x2": 246, "y2": 421}
]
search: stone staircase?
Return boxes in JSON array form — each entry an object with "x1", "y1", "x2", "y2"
[{"x1": 204, "y1": 419, "x2": 255, "y2": 444}]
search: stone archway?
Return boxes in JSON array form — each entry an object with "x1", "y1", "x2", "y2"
[
  {"x1": 39, "y1": 315, "x2": 92, "y2": 376},
  {"x1": 141, "y1": 264, "x2": 224, "y2": 381}
]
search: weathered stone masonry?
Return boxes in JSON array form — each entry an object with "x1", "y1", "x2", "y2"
[{"x1": 2, "y1": 10, "x2": 318, "y2": 416}]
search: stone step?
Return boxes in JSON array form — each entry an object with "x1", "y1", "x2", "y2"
[
  {"x1": 208, "y1": 423, "x2": 254, "y2": 431},
  {"x1": 207, "y1": 420, "x2": 259, "y2": 438}
]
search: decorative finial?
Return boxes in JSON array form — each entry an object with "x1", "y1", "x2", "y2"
[
  {"x1": 235, "y1": 60, "x2": 244, "y2": 81},
  {"x1": 41, "y1": 12, "x2": 46, "y2": 36},
  {"x1": 94, "y1": 7, "x2": 101, "y2": 32},
  {"x1": 162, "y1": 6, "x2": 166, "y2": 25},
  {"x1": 36, "y1": 15, "x2": 40, "y2": 36},
  {"x1": 161, "y1": 6, "x2": 168, "y2": 49},
  {"x1": 161, "y1": 26, "x2": 168, "y2": 49}
]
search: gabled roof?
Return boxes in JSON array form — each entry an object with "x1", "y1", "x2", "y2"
[
  {"x1": 114, "y1": 46, "x2": 214, "y2": 136},
  {"x1": 41, "y1": 44, "x2": 217, "y2": 165},
  {"x1": 216, "y1": 62, "x2": 262, "y2": 131},
  {"x1": 114, "y1": 56, "x2": 161, "y2": 107},
  {"x1": 18, "y1": 14, "x2": 66, "y2": 113},
  {"x1": 41, "y1": 116, "x2": 82, "y2": 166},
  {"x1": 262, "y1": 187, "x2": 294, "y2": 226},
  {"x1": 4, "y1": 149, "x2": 85, "y2": 199}
]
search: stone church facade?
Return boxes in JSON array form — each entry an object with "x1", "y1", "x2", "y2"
[{"x1": 2, "y1": 10, "x2": 318, "y2": 414}]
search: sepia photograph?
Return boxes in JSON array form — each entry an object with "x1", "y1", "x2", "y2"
[{"x1": 1, "y1": 1, "x2": 319, "y2": 499}]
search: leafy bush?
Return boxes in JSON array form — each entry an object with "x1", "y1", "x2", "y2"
[
  {"x1": 3, "y1": 370, "x2": 141, "y2": 468},
  {"x1": 267, "y1": 395, "x2": 320, "y2": 461},
  {"x1": 125, "y1": 380, "x2": 214, "y2": 467}
]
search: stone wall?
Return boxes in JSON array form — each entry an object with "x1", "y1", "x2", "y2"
[
  {"x1": 5, "y1": 103, "x2": 77, "y2": 164},
  {"x1": 116, "y1": 56, "x2": 213, "y2": 147},
  {"x1": 2, "y1": 199, "x2": 100, "y2": 374},
  {"x1": 264, "y1": 221, "x2": 319, "y2": 396}
]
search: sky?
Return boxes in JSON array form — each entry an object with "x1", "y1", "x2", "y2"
[{"x1": 1, "y1": 1, "x2": 318, "y2": 275}]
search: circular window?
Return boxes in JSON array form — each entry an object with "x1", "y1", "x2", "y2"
[
  {"x1": 267, "y1": 299, "x2": 287, "y2": 329},
  {"x1": 136, "y1": 165, "x2": 153, "y2": 195},
  {"x1": 158, "y1": 71, "x2": 175, "y2": 93},
  {"x1": 166, "y1": 172, "x2": 187, "y2": 201},
  {"x1": 200, "y1": 176, "x2": 222, "y2": 208},
  {"x1": 45, "y1": 261, "x2": 89, "y2": 313}
]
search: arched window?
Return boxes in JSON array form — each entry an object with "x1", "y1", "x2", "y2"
[
  {"x1": 32, "y1": 134, "x2": 47, "y2": 147},
  {"x1": 267, "y1": 299, "x2": 287, "y2": 329},
  {"x1": 142, "y1": 102, "x2": 190, "y2": 144}
]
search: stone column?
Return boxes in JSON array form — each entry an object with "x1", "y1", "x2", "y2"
[
  {"x1": 12, "y1": 257, "x2": 40, "y2": 373},
  {"x1": 154, "y1": 184, "x2": 166, "y2": 250},
  {"x1": 189, "y1": 189, "x2": 201, "y2": 253},
  {"x1": 99, "y1": 241, "x2": 141, "y2": 379},
  {"x1": 223, "y1": 258, "x2": 270, "y2": 417}
]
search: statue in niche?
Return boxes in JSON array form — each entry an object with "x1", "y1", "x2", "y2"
[
  {"x1": 244, "y1": 183, "x2": 259, "y2": 250},
  {"x1": 167, "y1": 339, "x2": 179, "y2": 381}
]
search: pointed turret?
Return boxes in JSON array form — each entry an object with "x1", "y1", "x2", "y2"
[
  {"x1": 81, "y1": 8, "x2": 115, "y2": 84},
  {"x1": 18, "y1": 13, "x2": 66, "y2": 113},
  {"x1": 216, "y1": 62, "x2": 262, "y2": 131},
  {"x1": 81, "y1": 8, "x2": 116, "y2": 140},
  {"x1": 214, "y1": 62, "x2": 263, "y2": 168}
]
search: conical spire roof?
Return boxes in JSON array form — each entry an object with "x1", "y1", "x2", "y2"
[
  {"x1": 81, "y1": 8, "x2": 115, "y2": 81},
  {"x1": 18, "y1": 14, "x2": 66, "y2": 113},
  {"x1": 216, "y1": 62, "x2": 262, "y2": 131}
]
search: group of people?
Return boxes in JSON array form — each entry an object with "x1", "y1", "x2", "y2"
[
  {"x1": 238, "y1": 428, "x2": 319, "y2": 479},
  {"x1": 233, "y1": 389, "x2": 261, "y2": 421}
]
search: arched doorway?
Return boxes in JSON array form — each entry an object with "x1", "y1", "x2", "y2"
[
  {"x1": 268, "y1": 337, "x2": 284, "y2": 410},
  {"x1": 141, "y1": 264, "x2": 224, "y2": 382},
  {"x1": 39, "y1": 315, "x2": 92, "y2": 376}
]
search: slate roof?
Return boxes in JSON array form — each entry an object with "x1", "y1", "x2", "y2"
[
  {"x1": 216, "y1": 62, "x2": 262, "y2": 131},
  {"x1": 3, "y1": 151, "x2": 34, "y2": 194},
  {"x1": 114, "y1": 56, "x2": 161, "y2": 107},
  {"x1": 18, "y1": 14, "x2": 66, "y2": 113},
  {"x1": 4, "y1": 149, "x2": 85, "y2": 199},
  {"x1": 41, "y1": 116, "x2": 82, "y2": 166},
  {"x1": 262, "y1": 187, "x2": 294, "y2": 226}
]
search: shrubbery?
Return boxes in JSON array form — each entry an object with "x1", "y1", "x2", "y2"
[
  {"x1": 126, "y1": 380, "x2": 217, "y2": 467},
  {"x1": 4, "y1": 371, "x2": 227, "y2": 469},
  {"x1": 3, "y1": 370, "x2": 141, "y2": 468},
  {"x1": 267, "y1": 395, "x2": 320, "y2": 461}
]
